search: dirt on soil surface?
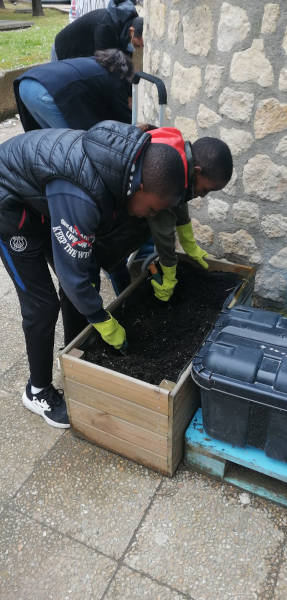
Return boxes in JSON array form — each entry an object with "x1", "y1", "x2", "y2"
[{"x1": 82, "y1": 262, "x2": 241, "y2": 386}]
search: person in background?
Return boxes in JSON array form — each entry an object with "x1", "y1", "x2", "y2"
[
  {"x1": 14, "y1": 49, "x2": 133, "y2": 132},
  {"x1": 53, "y1": 0, "x2": 143, "y2": 61},
  {"x1": 69, "y1": 0, "x2": 109, "y2": 23},
  {"x1": 0, "y1": 122, "x2": 189, "y2": 429}
]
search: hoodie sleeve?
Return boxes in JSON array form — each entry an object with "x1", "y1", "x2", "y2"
[
  {"x1": 147, "y1": 204, "x2": 191, "y2": 267},
  {"x1": 147, "y1": 209, "x2": 177, "y2": 267},
  {"x1": 46, "y1": 179, "x2": 109, "y2": 323}
]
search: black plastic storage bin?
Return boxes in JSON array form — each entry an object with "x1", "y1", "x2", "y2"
[{"x1": 192, "y1": 306, "x2": 287, "y2": 461}]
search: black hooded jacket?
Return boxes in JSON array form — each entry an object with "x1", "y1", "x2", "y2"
[{"x1": 54, "y1": 0, "x2": 138, "y2": 60}]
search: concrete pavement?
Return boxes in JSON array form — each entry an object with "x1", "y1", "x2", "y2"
[{"x1": 1, "y1": 116, "x2": 287, "y2": 600}]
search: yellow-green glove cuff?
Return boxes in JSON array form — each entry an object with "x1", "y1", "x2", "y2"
[
  {"x1": 176, "y1": 223, "x2": 209, "y2": 269},
  {"x1": 151, "y1": 264, "x2": 178, "y2": 302},
  {"x1": 93, "y1": 312, "x2": 126, "y2": 350}
]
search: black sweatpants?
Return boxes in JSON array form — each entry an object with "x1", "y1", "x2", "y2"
[{"x1": 0, "y1": 229, "x2": 87, "y2": 387}]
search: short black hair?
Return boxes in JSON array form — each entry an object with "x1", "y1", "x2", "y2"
[
  {"x1": 192, "y1": 137, "x2": 233, "y2": 184},
  {"x1": 132, "y1": 16, "x2": 143, "y2": 38},
  {"x1": 142, "y1": 143, "x2": 185, "y2": 204},
  {"x1": 94, "y1": 48, "x2": 134, "y2": 80}
]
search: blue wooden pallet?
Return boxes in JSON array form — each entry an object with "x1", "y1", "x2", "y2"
[{"x1": 184, "y1": 409, "x2": 287, "y2": 507}]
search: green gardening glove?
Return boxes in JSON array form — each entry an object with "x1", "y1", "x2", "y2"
[
  {"x1": 176, "y1": 222, "x2": 209, "y2": 269},
  {"x1": 151, "y1": 264, "x2": 178, "y2": 302},
  {"x1": 93, "y1": 312, "x2": 126, "y2": 350}
]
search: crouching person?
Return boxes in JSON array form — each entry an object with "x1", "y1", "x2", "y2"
[
  {"x1": 148, "y1": 135, "x2": 233, "y2": 301},
  {"x1": 0, "y1": 121, "x2": 188, "y2": 428}
]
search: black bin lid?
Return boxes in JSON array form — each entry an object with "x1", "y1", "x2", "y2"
[{"x1": 192, "y1": 306, "x2": 287, "y2": 411}]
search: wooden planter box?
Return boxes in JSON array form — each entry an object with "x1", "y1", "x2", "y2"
[{"x1": 60, "y1": 255, "x2": 255, "y2": 476}]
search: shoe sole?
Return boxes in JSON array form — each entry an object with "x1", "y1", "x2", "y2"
[
  {"x1": 43, "y1": 412, "x2": 70, "y2": 429},
  {"x1": 22, "y1": 391, "x2": 70, "y2": 429}
]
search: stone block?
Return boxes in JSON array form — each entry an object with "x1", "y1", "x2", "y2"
[
  {"x1": 220, "y1": 127, "x2": 253, "y2": 156},
  {"x1": 230, "y1": 39, "x2": 273, "y2": 87},
  {"x1": 197, "y1": 104, "x2": 221, "y2": 128},
  {"x1": 254, "y1": 98, "x2": 287, "y2": 139},
  {"x1": 219, "y1": 229, "x2": 261, "y2": 263},
  {"x1": 261, "y1": 3, "x2": 280, "y2": 34},
  {"x1": 232, "y1": 201, "x2": 260, "y2": 226},
  {"x1": 261, "y1": 214, "x2": 287, "y2": 238},
  {"x1": 204, "y1": 64, "x2": 224, "y2": 97},
  {"x1": 171, "y1": 62, "x2": 202, "y2": 104},
  {"x1": 217, "y1": 2, "x2": 250, "y2": 52},
  {"x1": 208, "y1": 198, "x2": 229, "y2": 221},
  {"x1": 219, "y1": 87, "x2": 254, "y2": 122},
  {"x1": 183, "y1": 5, "x2": 213, "y2": 56},
  {"x1": 243, "y1": 154, "x2": 287, "y2": 202}
]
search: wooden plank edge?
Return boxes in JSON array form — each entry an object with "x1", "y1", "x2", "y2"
[
  {"x1": 61, "y1": 354, "x2": 169, "y2": 415},
  {"x1": 68, "y1": 397, "x2": 168, "y2": 456},
  {"x1": 64, "y1": 377, "x2": 169, "y2": 434},
  {"x1": 72, "y1": 419, "x2": 170, "y2": 475}
]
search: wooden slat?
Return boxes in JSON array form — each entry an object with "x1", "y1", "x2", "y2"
[
  {"x1": 64, "y1": 378, "x2": 168, "y2": 434},
  {"x1": 68, "y1": 399, "x2": 167, "y2": 456},
  {"x1": 73, "y1": 420, "x2": 169, "y2": 475},
  {"x1": 159, "y1": 379, "x2": 176, "y2": 391},
  {"x1": 62, "y1": 355, "x2": 169, "y2": 415},
  {"x1": 68, "y1": 348, "x2": 84, "y2": 359},
  {"x1": 176, "y1": 251, "x2": 255, "y2": 278}
]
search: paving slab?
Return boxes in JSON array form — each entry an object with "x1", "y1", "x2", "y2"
[
  {"x1": 0, "y1": 507, "x2": 117, "y2": 600},
  {"x1": 11, "y1": 433, "x2": 162, "y2": 559},
  {"x1": 0, "y1": 264, "x2": 16, "y2": 298},
  {"x1": 0, "y1": 117, "x2": 23, "y2": 144},
  {"x1": 0, "y1": 296, "x2": 24, "y2": 374},
  {"x1": 274, "y1": 543, "x2": 287, "y2": 599},
  {"x1": 125, "y1": 468, "x2": 284, "y2": 599},
  {"x1": 105, "y1": 565, "x2": 188, "y2": 599},
  {"x1": 0, "y1": 389, "x2": 62, "y2": 504}
]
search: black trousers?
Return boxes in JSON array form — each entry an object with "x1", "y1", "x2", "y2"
[{"x1": 0, "y1": 230, "x2": 88, "y2": 387}]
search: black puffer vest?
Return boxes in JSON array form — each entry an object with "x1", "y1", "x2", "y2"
[{"x1": 0, "y1": 121, "x2": 151, "y2": 270}]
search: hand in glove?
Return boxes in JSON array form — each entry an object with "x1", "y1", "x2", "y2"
[
  {"x1": 93, "y1": 312, "x2": 126, "y2": 350},
  {"x1": 151, "y1": 263, "x2": 178, "y2": 302},
  {"x1": 176, "y1": 222, "x2": 209, "y2": 269}
]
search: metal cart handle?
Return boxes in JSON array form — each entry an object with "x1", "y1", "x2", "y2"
[{"x1": 132, "y1": 71, "x2": 167, "y2": 127}]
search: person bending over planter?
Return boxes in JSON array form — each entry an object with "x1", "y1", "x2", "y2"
[
  {"x1": 14, "y1": 49, "x2": 133, "y2": 132},
  {"x1": 147, "y1": 135, "x2": 233, "y2": 302},
  {"x1": 52, "y1": 0, "x2": 143, "y2": 61},
  {"x1": 0, "y1": 121, "x2": 192, "y2": 429}
]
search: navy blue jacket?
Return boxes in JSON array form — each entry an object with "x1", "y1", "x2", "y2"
[
  {"x1": 54, "y1": 0, "x2": 137, "y2": 60},
  {"x1": 14, "y1": 57, "x2": 132, "y2": 132}
]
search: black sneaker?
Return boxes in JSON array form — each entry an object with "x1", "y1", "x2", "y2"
[{"x1": 22, "y1": 381, "x2": 70, "y2": 429}]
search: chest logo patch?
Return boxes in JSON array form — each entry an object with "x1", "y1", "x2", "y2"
[{"x1": 10, "y1": 236, "x2": 28, "y2": 252}]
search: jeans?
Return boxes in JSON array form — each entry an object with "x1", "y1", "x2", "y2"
[{"x1": 19, "y1": 79, "x2": 69, "y2": 129}]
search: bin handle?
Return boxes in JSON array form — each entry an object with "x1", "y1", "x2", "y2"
[
  {"x1": 132, "y1": 72, "x2": 167, "y2": 127},
  {"x1": 132, "y1": 71, "x2": 167, "y2": 105}
]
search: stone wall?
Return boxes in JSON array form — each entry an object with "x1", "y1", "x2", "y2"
[{"x1": 142, "y1": 0, "x2": 287, "y2": 308}]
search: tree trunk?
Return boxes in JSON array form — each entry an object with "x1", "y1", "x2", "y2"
[
  {"x1": 32, "y1": 0, "x2": 44, "y2": 17},
  {"x1": 0, "y1": 0, "x2": 6, "y2": 9}
]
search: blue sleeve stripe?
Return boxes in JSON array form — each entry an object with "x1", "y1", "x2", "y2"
[{"x1": 0, "y1": 239, "x2": 26, "y2": 292}]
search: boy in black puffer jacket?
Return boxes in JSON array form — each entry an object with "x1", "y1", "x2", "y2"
[{"x1": 0, "y1": 121, "x2": 188, "y2": 429}]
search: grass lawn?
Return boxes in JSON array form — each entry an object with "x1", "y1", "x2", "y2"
[{"x1": 0, "y1": 3, "x2": 68, "y2": 70}]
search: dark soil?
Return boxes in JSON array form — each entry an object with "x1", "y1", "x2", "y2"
[{"x1": 82, "y1": 263, "x2": 241, "y2": 386}]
